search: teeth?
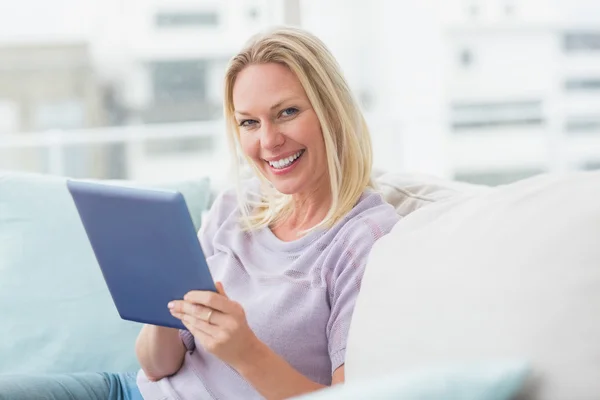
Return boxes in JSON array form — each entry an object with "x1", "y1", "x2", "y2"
[{"x1": 268, "y1": 150, "x2": 303, "y2": 169}]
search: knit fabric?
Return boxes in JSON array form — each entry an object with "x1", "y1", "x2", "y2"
[{"x1": 137, "y1": 183, "x2": 400, "y2": 399}]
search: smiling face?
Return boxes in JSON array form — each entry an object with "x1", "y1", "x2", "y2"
[{"x1": 233, "y1": 63, "x2": 329, "y2": 197}]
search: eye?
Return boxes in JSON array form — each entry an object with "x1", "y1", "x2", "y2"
[
  {"x1": 238, "y1": 119, "x2": 258, "y2": 128},
  {"x1": 280, "y1": 107, "x2": 299, "y2": 118}
]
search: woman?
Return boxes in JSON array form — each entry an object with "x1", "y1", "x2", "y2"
[{"x1": 0, "y1": 27, "x2": 399, "y2": 400}]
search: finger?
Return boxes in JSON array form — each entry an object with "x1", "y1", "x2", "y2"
[
  {"x1": 182, "y1": 301, "x2": 207, "y2": 318},
  {"x1": 182, "y1": 318, "x2": 214, "y2": 342},
  {"x1": 168, "y1": 300, "x2": 186, "y2": 313},
  {"x1": 169, "y1": 300, "x2": 210, "y2": 323},
  {"x1": 170, "y1": 310, "x2": 185, "y2": 320},
  {"x1": 169, "y1": 300, "x2": 206, "y2": 319},
  {"x1": 182, "y1": 314, "x2": 220, "y2": 337},
  {"x1": 184, "y1": 290, "x2": 233, "y2": 314},
  {"x1": 216, "y1": 282, "x2": 228, "y2": 298},
  {"x1": 170, "y1": 309, "x2": 213, "y2": 325}
]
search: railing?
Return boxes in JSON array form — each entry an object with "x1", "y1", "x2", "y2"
[
  {"x1": 2, "y1": 116, "x2": 600, "y2": 184},
  {"x1": 0, "y1": 120, "x2": 226, "y2": 180}
]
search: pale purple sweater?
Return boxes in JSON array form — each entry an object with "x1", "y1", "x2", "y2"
[{"x1": 136, "y1": 184, "x2": 399, "y2": 399}]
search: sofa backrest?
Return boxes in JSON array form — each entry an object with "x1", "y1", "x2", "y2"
[
  {"x1": 347, "y1": 171, "x2": 600, "y2": 399},
  {"x1": 0, "y1": 171, "x2": 211, "y2": 374},
  {"x1": 372, "y1": 169, "x2": 489, "y2": 216}
]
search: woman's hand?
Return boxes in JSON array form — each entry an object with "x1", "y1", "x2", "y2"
[
  {"x1": 168, "y1": 282, "x2": 262, "y2": 369},
  {"x1": 170, "y1": 282, "x2": 328, "y2": 399}
]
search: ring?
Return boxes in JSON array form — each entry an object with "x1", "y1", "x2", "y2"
[{"x1": 205, "y1": 309, "x2": 214, "y2": 324}]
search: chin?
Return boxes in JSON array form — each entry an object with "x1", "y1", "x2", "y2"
[
  {"x1": 271, "y1": 182, "x2": 300, "y2": 195},
  {"x1": 264, "y1": 176, "x2": 305, "y2": 195}
]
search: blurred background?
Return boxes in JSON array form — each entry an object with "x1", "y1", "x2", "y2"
[{"x1": 0, "y1": 0, "x2": 599, "y2": 186}]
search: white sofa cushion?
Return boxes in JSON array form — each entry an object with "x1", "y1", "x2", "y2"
[
  {"x1": 347, "y1": 172, "x2": 600, "y2": 399},
  {"x1": 373, "y1": 170, "x2": 488, "y2": 216}
]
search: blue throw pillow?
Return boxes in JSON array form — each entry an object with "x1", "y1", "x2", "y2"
[
  {"x1": 0, "y1": 171, "x2": 211, "y2": 374},
  {"x1": 291, "y1": 362, "x2": 529, "y2": 400}
]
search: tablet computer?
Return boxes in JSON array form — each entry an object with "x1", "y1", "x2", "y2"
[{"x1": 67, "y1": 179, "x2": 216, "y2": 330}]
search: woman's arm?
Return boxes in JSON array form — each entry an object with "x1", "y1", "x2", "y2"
[
  {"x1": 169, "y1": 283, "x2": 343, "y2": 399},
  {"x1": 235, "y1": 343, "x2": 345, "y2": 399},
  {"x1": 135, "y1": 325, "x2": 187, "y2": 381}
]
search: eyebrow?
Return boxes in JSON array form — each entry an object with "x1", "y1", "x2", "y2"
[{"x1": 234, "y1": 96, "x2": 301, "y2": 117}]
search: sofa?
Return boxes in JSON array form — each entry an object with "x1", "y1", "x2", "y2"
[
  {"x1": 1, "y1": 169, "x2": 599, "y2": 399},
  {"x1": 0, "y1": 171, "x2": 212, "y2": 375}
]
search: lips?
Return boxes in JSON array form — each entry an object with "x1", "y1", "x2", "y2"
[
  {"x1": 266, "y1": 150, "x2": 305, "y2": 169},
  {"x1": 264, "y1": 149, "x2": 306, "y2": 175}
]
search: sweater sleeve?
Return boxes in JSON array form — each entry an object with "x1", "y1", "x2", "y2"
[
  {"x1": 198, "y1": 188, "x2": 238, "y2": 259},
  {"x1": 326, "y1": 208, "x2": 399, "y2": 372}
]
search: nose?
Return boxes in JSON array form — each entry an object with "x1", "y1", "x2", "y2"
[{"x1": 260, "y1": 121, "x2": 285, "y2": 151}]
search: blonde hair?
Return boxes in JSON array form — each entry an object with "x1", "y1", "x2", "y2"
[{"x1": 223, "y1": 26, "x2": 374, "y2": 234}]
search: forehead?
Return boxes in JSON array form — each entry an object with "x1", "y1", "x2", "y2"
[{"x1": 232, "y1": 63, "x2": 307, "y2": 111}]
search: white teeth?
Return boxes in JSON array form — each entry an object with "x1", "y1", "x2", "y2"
[{"x1": 268, "y1": 150, "x2": 303, "y2": 169}]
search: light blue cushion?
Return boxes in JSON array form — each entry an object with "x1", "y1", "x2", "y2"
[
  {"x1": 291, "y1": 362, "x2": 529, "y2": 400},
  {"x1": 0, "y1": 171, "x2": 211, "y2": 374}
]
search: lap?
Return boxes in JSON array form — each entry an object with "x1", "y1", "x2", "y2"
[{"x1": 0, "y1": 372, "x2": 142, "y2": 400}]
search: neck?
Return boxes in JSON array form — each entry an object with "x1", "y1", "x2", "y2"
[{"x1": 278, "y1": 182, "x2": 332, "y2": 233}]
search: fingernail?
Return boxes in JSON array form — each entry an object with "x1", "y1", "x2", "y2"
[{"x1": 168, "y1": 302, "x2": 174, "y2": 309}]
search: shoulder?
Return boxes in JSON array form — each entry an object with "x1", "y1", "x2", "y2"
[
  {"x1": 319, "y1": 190, "x2": 400, "y2": 272},
  {"x1": 204, "y1": 187, "x2": 237, "y2": 227},
  {"x1": 199, "y1": 179, "x2": 261, "y2": 255},
  {"x1": 205, "y1": 178, "x2": 260, "y2": 226},
  {"x1": 320, "y1": 191, "x2": 399, "y2": 289},
  {"x1": 334, "y1": 190, "x2": 400, "y2": 244}
]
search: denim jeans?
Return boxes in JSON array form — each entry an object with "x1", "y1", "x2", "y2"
[{"x1": 0, "y1": 371, "x2": 142, "y2": 400}]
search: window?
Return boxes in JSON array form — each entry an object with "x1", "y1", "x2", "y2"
[
  {"x1": 145, "y1": 59, "x2": 223, "y2": 123},
  {"x1": 155, "y1": 12, "x2": 219, "y2": 28},
  {"x1": 151, "y1": 60, "x2": 207, "y2": 102},
  {"x1": 564, "y1": 78, "x2": 600, "y2": 91},
  {"x1": 451, "y1": 100, "x2": 544, "y2": 131},
  {"x1": 563, "y1": 32, "x2": 600, "y2": 52},
  {"x1": 583, "y1": 160, "x2": 600, "y2": 171},
  {"x1": 459, "y1": 48, "x2": 473, "y2": 68},
  {"x1": 33, "y1": 99, "x2": 85, "y2": 130},
  {"x1": 565, "y1": 115, "x2": 600, "y2": 134},
  {"x1": 145, "y1": 136, "x2": 215, "y2": 156}
]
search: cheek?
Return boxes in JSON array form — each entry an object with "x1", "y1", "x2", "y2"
[
  {"x1": 305, "y1": 129, "x2": 326, "y2": 161},
  {"x1": 302, "y1": 116, "x2": 325, "y2": 150},
  {"x1": 239, "y1": 134, "x2": 259, "y2": 159}
]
